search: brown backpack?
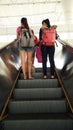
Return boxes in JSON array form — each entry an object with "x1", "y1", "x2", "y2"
[{"x1": 19, "y1": 28, "x2": 35, "y2": 47}]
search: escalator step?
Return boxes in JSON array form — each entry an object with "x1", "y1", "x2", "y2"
[
  {"x1": 8, "y1": 100, "x2": 67, "y2": 114},
  {"x1": 13, "y1": 88, "x2": 63, "y2": 100},
  {"x1": 16, "y1": 79, "x2": 59, "y2": 88},
  {"x1": 2, "y1": 114, "x2": 73, "y2": 130},
  {"x1": 19, "y1": 72, "x2": 50, "y2": 79},
  {"x1": 35, "y1": 68, "x2": 50, "y2": 73}
]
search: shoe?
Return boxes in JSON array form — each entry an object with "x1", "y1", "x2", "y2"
[
  {"x1": 43, "y1": 75, "x2": 47, "y2": 79},
  {"x1": 50, "y1": 75, "x2": 55, "y2": 79}
]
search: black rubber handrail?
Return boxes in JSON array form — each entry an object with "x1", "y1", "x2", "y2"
[
  {"x1": 0, "y1": 39, "x2": 18, "y2": 53},
  {"x1": 58, "y1": 38, "x2": 73, "y2": 48},
  {"x1": 0, "y1": 37, "x2": 73, "y2": 51},
  {"x1": 57, "y1": 38, "x2": 73, "y2": 53}
]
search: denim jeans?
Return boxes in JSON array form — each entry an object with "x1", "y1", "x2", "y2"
[{"x1": 41, "y1": 45, "x2": 55, "y2": 76}]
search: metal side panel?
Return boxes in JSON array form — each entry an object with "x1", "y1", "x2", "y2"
[
  {"x1": 56, "y1": 44, "x2": 73, "y2": 109},
  {"x1": 0, "y1": 41, "x2": 20, "y2": 114}
]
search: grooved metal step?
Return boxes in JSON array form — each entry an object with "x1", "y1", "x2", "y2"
[
  {"x1": 13, "y1": 88, "x2": 63, "y2": 100},
  {"x1": 1, "y1": 68, "x2": 73, "y2": 130},
  {"x1": 8, "y1": 100, "x2": 67, "y2": 114},
  {"x1": 19, "y1": 72, "x2": 51, "y2": 79},
  {"x1": 35, "y1": 68, "x2": 50, "y2": 73},
  {"x1": 16, "y1": 79, "x2": 59, "y2": 88},
  {"x1": 2, "y1": 114, "x2": 73, "y2": 130}
]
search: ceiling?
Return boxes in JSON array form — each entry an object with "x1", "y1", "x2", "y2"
[{"x1": 0, "y1": 0, "x2": 73, "y2": 43}]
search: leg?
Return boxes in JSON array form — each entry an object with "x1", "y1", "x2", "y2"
[
  {"x1": 19, "y1": 50, "x2": 27, "y2": 79},
  {"x1": 27, "y1": 51, "x2": 33, "y2": 79},
  {"x1": 48, "y1": 46, "x2": 55, "y2": 78},
  {"x1": 41, "y1": 45, "x2": 47, "y2": 78}
]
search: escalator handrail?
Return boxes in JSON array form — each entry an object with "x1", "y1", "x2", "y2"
[
  {"x1": 0, "y1": 39, "x2": 18, "y2": 53},
  {"x1": 57, "y1": 38, "x2": 73, "y2": 53},
  {"x1": 57, "y1": 38, "x2": 73, "y2": 48}
]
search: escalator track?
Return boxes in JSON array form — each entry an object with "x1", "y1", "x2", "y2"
[{"x1": 0, "y1": 68, "x2": 73, "y2": 130}]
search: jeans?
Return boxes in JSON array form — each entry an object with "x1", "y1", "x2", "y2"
[{"x1": 41, "y1": 45, "x2": 55, "y2": 76}]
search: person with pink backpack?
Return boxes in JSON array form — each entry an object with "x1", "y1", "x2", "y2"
[{"x1": 39, "y1": 19, "x2": 57, "y2": 79}]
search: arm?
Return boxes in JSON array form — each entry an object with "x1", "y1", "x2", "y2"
[
  {"x1": 39, "y1": 28, "x2": 42, "y2": 41},
  {"x1": 16, "y1": 27, "x2": 21, "y2": 40}
]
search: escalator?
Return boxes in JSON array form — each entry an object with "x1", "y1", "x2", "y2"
[{"x1": 1, "y1": 68, "x2": 73, "y2": 130}]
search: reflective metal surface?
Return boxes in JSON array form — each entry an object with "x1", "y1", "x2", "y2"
[
  {"x1": 55, "y1": 42, "x2": 73, "y2": 108},
  {"x1": 0, "y1": 41, "x2": 20, "y2": 114}
]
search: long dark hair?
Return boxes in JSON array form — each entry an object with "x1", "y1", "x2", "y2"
[
  {"x1": 21, "y1": 17, "x2": 31, "y2": 37},
  {"x1": 42, "y1": 18, "x2": 51, "y2": 28},
  {"x1": 21, "y1": 17, "x2": 29, "y2": 29}
]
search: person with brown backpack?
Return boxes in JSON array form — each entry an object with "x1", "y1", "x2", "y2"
[
  {"x1": 39, "y1": 18, "x2": 57, "y2": 79},
  {"x1": 16, "y1": 17, "x2": 35, "y2": 80}
]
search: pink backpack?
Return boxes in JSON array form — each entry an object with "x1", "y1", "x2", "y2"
[{"x1": 42, "y1": 28, "x2": 56, "y2": 46}]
